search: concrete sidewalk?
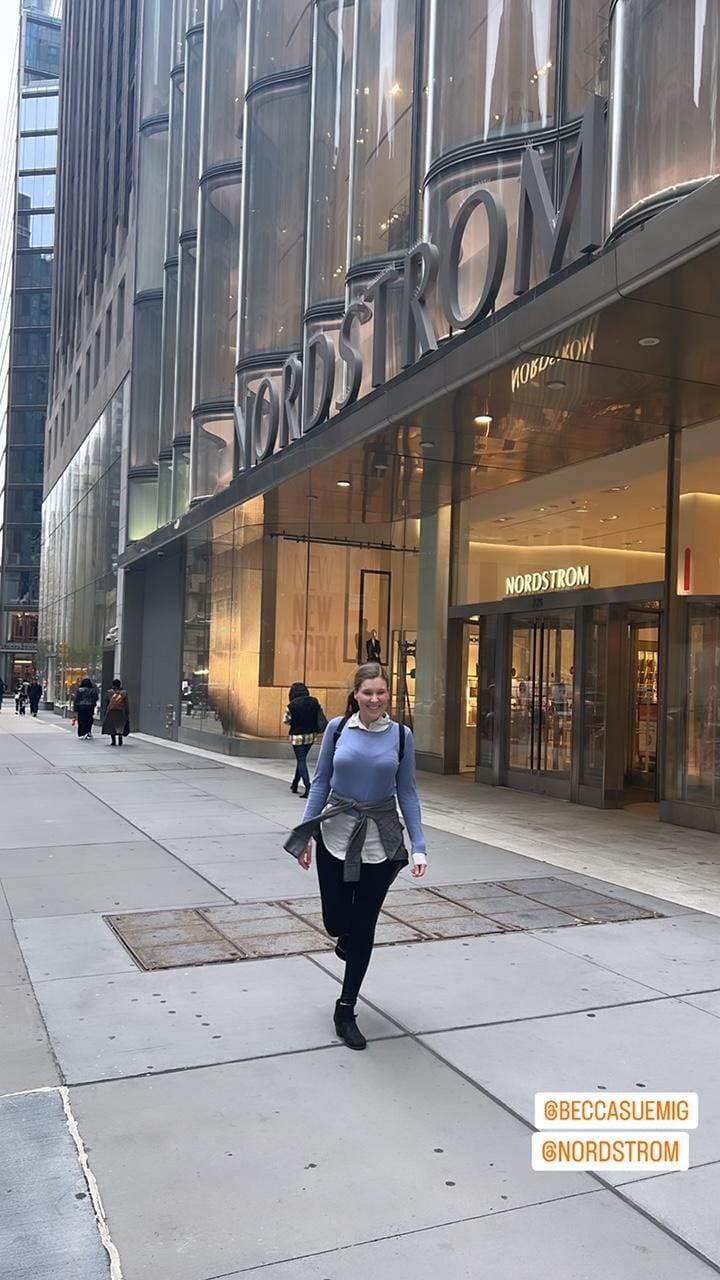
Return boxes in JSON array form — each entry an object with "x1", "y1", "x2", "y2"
[{"x1": 1, "y1": 710, "x2": 720, "y2": 1278}]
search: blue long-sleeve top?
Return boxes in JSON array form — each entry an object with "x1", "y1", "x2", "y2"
[{"x1": 302, "y1": 716, "x2": 427, "y2": 855}]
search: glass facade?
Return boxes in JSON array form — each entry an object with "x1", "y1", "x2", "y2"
[
  {"x1": 39, "y1": 379, "x2": 127, "y2": 708},
  {"x1": 0, "y1": 6, "x2": 59, "y2": 689}
]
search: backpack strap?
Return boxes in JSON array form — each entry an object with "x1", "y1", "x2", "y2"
[
  {"x1": 398, "y1": 722, "x2": 406, "y2": 763},
  {"x1": 332, "y1": 715, "x2": 351, "y2": 756}
]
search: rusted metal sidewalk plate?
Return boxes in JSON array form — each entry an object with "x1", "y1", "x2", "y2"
[{"x1": 106, "y1": 875, "x2": 661, "y2": 971}]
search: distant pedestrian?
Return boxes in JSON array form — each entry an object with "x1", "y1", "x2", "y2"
[
  {"x1": 0, "y1": 676, "x2": 5, "y2": 710},
  {"x1": 15, "y1": 681, "x2": 29, "y2": 715},
  {"x1": 365, "y1": 629, "x2": 382, "y2": 662},
  {"x1": 28, "y1": 678, "x2": 42, "y2": 717},
  {"x1": 284, "y1": 682, "x2": 327, "y2": 798},
  {"x1": 73, "y1": 677, "x2": 98, "y2": 739},
  {"x1": 102, "y1": 678, "x2": 129, "y2": 746},
  {"x1": 285, "y1": 662, "x2": 427, "y2": 1051}
]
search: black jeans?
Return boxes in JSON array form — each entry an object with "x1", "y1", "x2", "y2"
[
  {"x1": 316, "y1": 836, "x2": 401, "y2": 1005},
  {"x1": 77, "y1": 707, "x2": 93, "y2": 736},
  {"x1": 291, "y1": 743, "x2": 311, "y2": 791}
]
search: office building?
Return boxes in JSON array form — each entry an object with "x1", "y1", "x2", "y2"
[{"x1": 0, "y1": 0, "x2": 60, "y2": 691}]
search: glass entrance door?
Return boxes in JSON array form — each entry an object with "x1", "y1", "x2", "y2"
[
  {"x1": 625, "y1": 614, "x2": 660, "y2": 792},
  {"x1": 509, "y1": 612, "x2": 575, "y2": 775}
]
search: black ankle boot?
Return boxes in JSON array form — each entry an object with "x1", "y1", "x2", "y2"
[{"x1": 333, "y1": 999, "x2": 366, "y2": 1051}]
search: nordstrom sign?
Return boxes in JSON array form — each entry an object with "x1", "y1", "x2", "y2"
[
  {"x1": 505, "y1": 565, "x2": 591, "y2": 597},
  {"x1": 235, "y1": 97, "x2": 606, "y2": 472}
]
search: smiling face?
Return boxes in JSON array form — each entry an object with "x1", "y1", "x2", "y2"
[{"x1": 356, "y1": 675, "x2": 390, "y2": 723}]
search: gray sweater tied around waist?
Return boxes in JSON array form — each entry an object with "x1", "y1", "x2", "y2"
[{"x1": 284, "y1": 790, "x2": 408, "y2": 883}]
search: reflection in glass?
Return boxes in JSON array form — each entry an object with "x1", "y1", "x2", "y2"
[
  {"x1": 684, "y1": 604, "x2": 720, "y2": 806},
  {"x1": 609, "y1": 0, "x2": 720, "y2": 229},
  {"x1": 351, "y1": 0, "x2": 416, "y2": 260},
  {"x1": 307, "y1": 0, "x2": 354, "y2": 303},
  {"x1": 20, "y1": 92, "x2": 58, "y2": 131},
  {"x1": 509, "y1": 612, "x2": 574, "y2": 774},
  {"x1": 19, "y1": 133, "x2": 57, "y2": 169},
  {"x1": 250, "y1": 0, "x2": 311, "y2": 81},
  {"x1": 202, "y1": 0, "x2": 246, "y2": 170},
  {"x1": 433, "y1": 0, "x2": 557, "y2": 156},
  {"x1": 565, "y1": 0, "x2": 609, "y2": 119},
  {"x1": 166, "y1": 72, "x2": 185, "y2": 254},
  {"x1": 18, "y1": 172, "x2": 55, "y2": 208},
  {"x1": 241, "y1": 80, "x2": 310, "y2": 355},
  {"x1": 192, "y1": 417, "x2": 235, "y2": 499},
  {"x1": 195, "y1": 175, "x2": 241, "y2": 403},
  {"x1": 158, "y1": 263, "x2": 178, "y2": 455},
  {"x1": 140, "y1": 0, "x2": 171, "y2": 120},
  {"x1": 130, "y1": 297, "x2": 163, "y2": 469}
]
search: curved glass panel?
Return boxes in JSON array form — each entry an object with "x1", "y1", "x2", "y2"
[
  {"x1": 180, "y1": 31, "x2": 203, "y2": 234},
  {"x1": 249, "y1": 0, "x2": 311, "y2": 81},
  {"x1": 158, "y1": 263, "x2": 178, "y2": 453},
  {"x1": 565, "y1": 0, "x2": 609, "y2": 120},
  {"x1": 351, "y1": 0, "x2": 416, "y2": 262},
  {"x1": 140, "y1": 0, "x2": 171, "y2": 121},
  {"x1": 165, "y1": 71, "x2": 185, "y2": 254},
  {"x1": 172, "y1": 441, "x2": 191, "y2": 516},
  {"x1": 187, "y1": 0, "x2": 205, "y2": 26},
  {"x1": 172, "y1": 0, "x2": 186, "y2": 66},
  {"x1": 136, "y1": 123, "x2": 168, "y2": 293},
  {"x1": 432, "y1": 0, "x2": 557, "y2": 156},
  {"x1": 426, "y1": 147, "x2": 553, "y2": 338},
  {"x1": 202, "y1": 0, "x2": 246, "y2": 171},
  {"x1": 130, "y1": 297, "x2": 163, "y2": 469},
  {"x1": 609, "y1": 0, "x2": 720, "y2": 229},
  {"x1": 192, "y1": 415, "x2": 235, "y2": 498},
  {"x1": 173, "y1": 239, "x2": 197, "y2": 441},
  {"x1": 307, "y1": 0, "x2": 354, "y2": 304},
  {"x1": 241, "y1": 80, "x2": 310, "y2": 355},
  {"x1": 195, "y1": 175, "x2": 241, "y2": 404}
]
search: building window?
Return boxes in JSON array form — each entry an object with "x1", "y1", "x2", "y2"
[
  {"x1": 202, "y1": 0, "x2": 246, "y2": 171},
  {"x1": 11, "y1": 369, "x2": 49, "y2": 405},
  {"x1": 20, "y1": 92, "x2": 59, "y2": 132},
  {"x1": 84, "y1": 350, "x2": 91, "y2": 401},
  {"x1": 13, "y1": 290, "x2": 51, "y2": 327},
  {"x1": 94, "y1": 329, "x2": 101, "y2": 386},
  {"x1": 249, "y1": 0, "x2": 311, "y2": 82},
  {"x1": 15, "y1": 252, "x2": 52, "y2": 288},
  {"x1": 74, "y1": 369, "x2": 81, "y2": 418},
  {"x1": 12, "y1": 330, "x2": 50, "y2": 367},
  {"x1": 195, "y1": 174, "x2": 241, "y2": 405},
  {"x1": 19, "y1": 133, "x2": 57, "y2": 170},
  {"x1": 17, "y1": 172, "x2": 55, "y2": 209},
  {"x1": 104, "y1": 304, "x2": 112, "y2": 365},
  {"x1": 16, "y1": 211, "x2": 54, "y2": 249},
  {"x1": 307, "y1": 0, "x2": 354, "y2": 305},
  {"x1": 116, "y1": 279, "x2": 125, "y2": 343}
]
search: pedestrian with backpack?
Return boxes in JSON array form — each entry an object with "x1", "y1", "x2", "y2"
[
  {"x1": 284, "y1": 681, "x2": 327, "y2": 797},
  {"x1": 73, "y1": 677, "x2": 98, "y2": 738},
  {"x1": 102, "y1": 678, "x2": 130, "y2": 746},
  {"x1": 285, "y1": 661, "x2": 427, "y2": 1051}
]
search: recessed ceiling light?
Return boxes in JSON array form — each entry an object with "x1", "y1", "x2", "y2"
[
  {"x1": 419, "y1": 440, "x2": 435, "y2": 449},
  {"x1": 494, "y1": 516, "x2": 511, "y2": 523},
  {"x1": 607, "y1": 485, "x2": 630, "y2": 493},
  {"x1": 600, "y1": 514, "x2": 620, "y2": 522},
  {"x1": 337, "y1": 480, "x2": 350, "y2": 488},
  {"x1": 638, "y1": 336, "x2": 660, "y2": 347},
  {"x1": 474, "y1": 414, "x2": 492, "y2": 426},
  {"x1": 546, "y1": 378, "x2": 567, "y2": 390}
]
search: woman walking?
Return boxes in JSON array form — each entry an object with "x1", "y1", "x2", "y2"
[
  {"x1": 285, "y1": 662, "x2": 427, "y2": 1050},
  {"x1": 28, "y1": 677, "x2": 43, "y2": 717},
  {"x1": 102, "y1": 678, "x2": 130, "y2": 746},
  {"x1": 73, "y1": 677, "x2": 98, "y2": 739},
  {"x1": 284, "y1": 682, "x2": 326, "y2": 797}
]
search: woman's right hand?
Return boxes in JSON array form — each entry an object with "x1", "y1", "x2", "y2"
[{"x1": 299, "y1": 844, "x2": 312, "y2": 870}]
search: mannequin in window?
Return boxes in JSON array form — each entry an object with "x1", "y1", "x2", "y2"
[{"x1": 366, "y1": 630, "x2": 382, "y2": 663}]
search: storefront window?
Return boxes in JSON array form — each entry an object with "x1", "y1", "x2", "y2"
[
  {"x1": 351, "y1": 0, "x2": 416, "y2": 262},
  {"x1": 675, "y1": 420, "x2": 720, "y2": 808},
  {"x1": 240, "y1": 80, "x2": 310, "y2": 355},
  {"x1": 581, "y1": 605, "x2": 607, "y2": 786},
  {"x1": 453, "y1": 436, "x2": 667, "y2": 606},
  {"x1": 432, "y1": 0, "x2": 557, "y2": 156},
  {"x1": 249, "y1": 0, "x2": 311, "y2": 81},
  {"x1": 202, "y1": 0, "x2": 246, "y2": 171},
  {"x1": 195, "y1": 174, "x2": 241, "y2": 404},
  {"x1": 608, "y1": 0, "x2": 720, "y2": 230},
  {"x1": 307, "y1": 0, "x2": 354, "y2": 304}
]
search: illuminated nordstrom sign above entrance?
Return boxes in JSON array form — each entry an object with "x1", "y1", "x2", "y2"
[
  {"x1": 505, "y1": 565, "x2": 591, "y2": 597},
  {"x1": 235, "y1": 98, "x2": 606, "y2": 473}
]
